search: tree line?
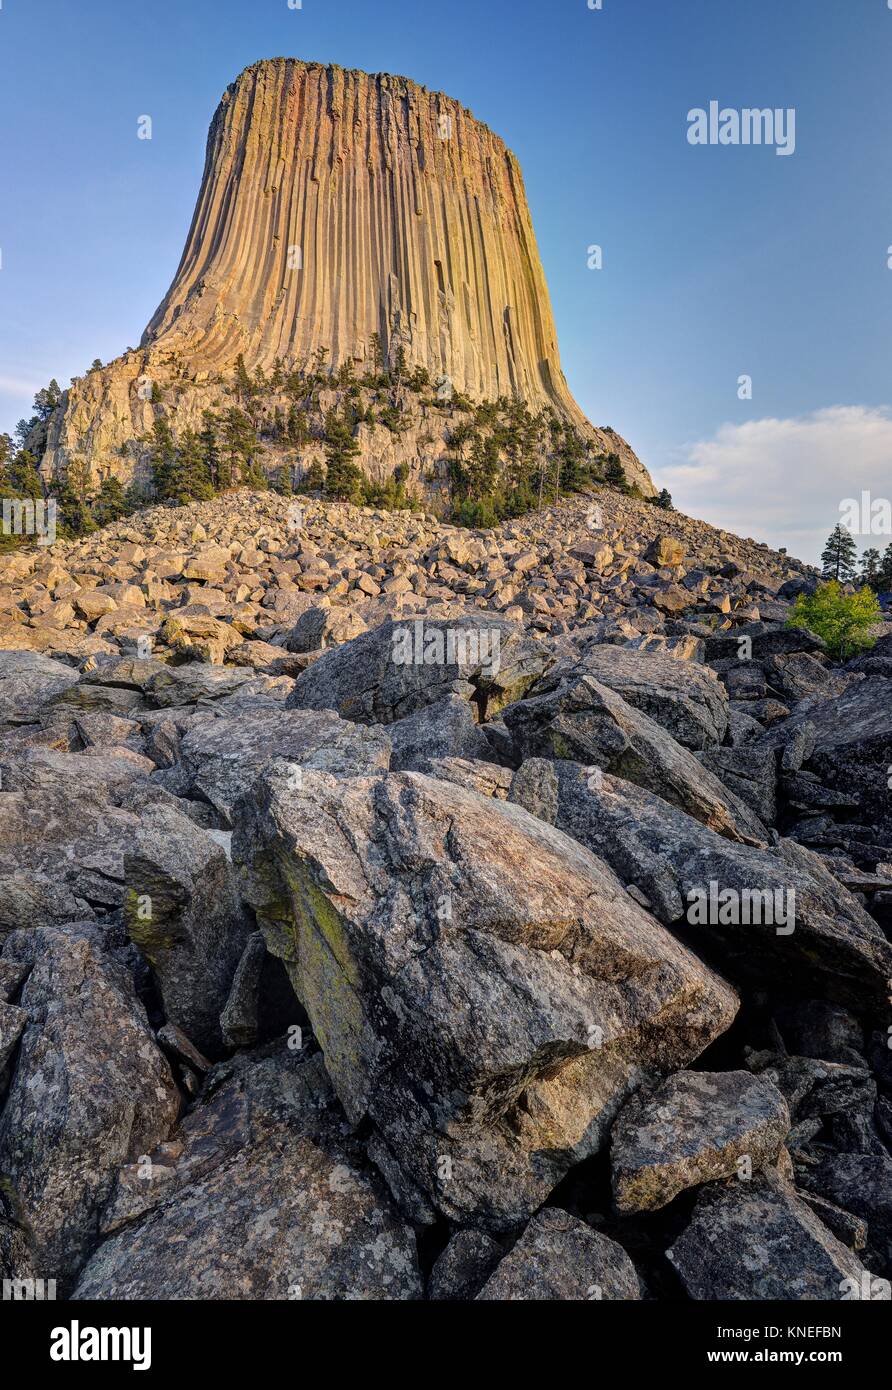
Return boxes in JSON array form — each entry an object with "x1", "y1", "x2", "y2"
[
  {"x1": 821, "y1": 522, "x2": 892, "y2": 594},
  {"x1": 2, "y1": 349, "x2": 674, "y2": 542}
]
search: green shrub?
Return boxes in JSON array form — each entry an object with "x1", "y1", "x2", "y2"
[{"x1": 786, "y1": 580, "x2": 881, "y2": 660}]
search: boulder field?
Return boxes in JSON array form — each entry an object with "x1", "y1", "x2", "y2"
[{"x1": 1, "y1": 488, "x2": 890, "y2": 1300}]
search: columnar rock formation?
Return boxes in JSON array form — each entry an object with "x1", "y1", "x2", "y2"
[
  {"x1": 38, "y1": 59, "x2": 653, "y2": 495},
  {"x1": 148, "y1": 59, "x2": 586, "y2": 404}
]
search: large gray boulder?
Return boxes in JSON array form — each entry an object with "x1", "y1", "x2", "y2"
[
  {"x1": 143, "y1": 662, "x2": 258, "y2": 708},
  {"x1": 388, "y1": 695, "x2": 492, "y2": 772},
  {"x1": 476, "y1": 1208, "x2": 641, "y2": 1300},
  {"x1": 0, "y1": 1000, "x2": 27, "y2": 1072},
  {"x1": 286, "y1": 617, "x2": 557, "y2": 725},
  {"x1": 73, "y1": 1048, "x2": 421, "y2": 1300},
  {"x1": 0, "y1": 924, "x2": 179, "y2": 1293},
  {"x1": 219, "y1": 930, "x2": 302, "y2": 1050},
  {"x1": 565, "y1": 644, "x2": 729, "y2": 749},
  {"x1": 610, "y1": 1070, "x2": 790, "y2": 1212},
  {"x1": 428, "y1": 1230, "x2": 503, "y2": 1300},
  {"x1": 698, "y1": 743, "x2": 778, "y2": 825},
  {"x1": 0, "y1": 650, "x2": 80, "y2": 728},
  {"x1": 520, "y1": 761, "x2": 892, "y2": 1012},
  {"x1": 123, "y1": 802, "x2": 251, "y2": 1053},
  {"x1": 666, "y1": 1174, "x2": 879, "y2": 1300},
  {"x1": 234, "y1": 764, "x2": 737, "y2": 1231},
  {"x1": 501, "y1": 675, "x2": 766, "y2": 844},
  {"x1": 170, "y1": 707, "x2": 391, "y2": 824},
  {"x1": 284, "y1": 602, "x2": 368, "y2": 652},
  {"x1": 762, "y1": 651, "x2": 852, "y2": 703},
  {"x1": 705, "y1": 626, "x2": 826, "y2": 663},
  {"x1": 796, "y1": 1152, "x2": 892, "y2": 1277},
  {"x1": 0, "y1": 745, "x2": 155, "y2": 803},
  {"x1": 801, "y1": 678, "x2": 892, "y2": 843},
  {"x1": 0, "y1": 786, "x2": 141, "y2": 937}
]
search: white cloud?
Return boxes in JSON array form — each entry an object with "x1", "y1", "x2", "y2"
[{"x1": 657, "y1": 406, "x2": 892, "y2": 566}]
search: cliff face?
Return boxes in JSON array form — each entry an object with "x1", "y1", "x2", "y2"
[{"x1": 40, "y1": 59, "x2": 653, "y2": 495}]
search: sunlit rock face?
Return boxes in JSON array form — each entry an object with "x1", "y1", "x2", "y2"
[
  {"x1": 39, "y1": 59, "x2": 652, "y2": 495},
  {"x1": 147, "y1": 59, "x2": 578, "y2": 405}
]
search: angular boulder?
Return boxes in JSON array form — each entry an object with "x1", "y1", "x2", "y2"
[
  {"x1": 611, "y1": 1070, "x2": 790, "y2": 1212},
  {"x1": 0, "y1": 745, "x2": 154, "y2": 804},
  {"x1": 123, "y1": 802, "x2": 251, "y2": 1053},
  {"x1": 286, "y1": 617, "x2": 556, "y2": 725},
  {"x1": 529, "y1": 761, "x2": 892, "y2": 1012},
  {"x1": 0, "y1": 924, "x2": 179, "y2": 1292},
  {"x1": 796, "y1": 1152, "x2": 892, "y2": 1276},
  {"x1": 388, "y1": 695, "x2": 491, "y2": 772},
  {"x1": 666, "y1": 1175, "x2": 877, "y2": 1300},
  {"x1": 428, "y1": 1230, "x2": 503, "y2": 1301},
  {"x1": 171, "y1": 707, "x2": 391, "y2": 824},
  {"x1": 501, "y1": 674, "x2": 766, "y2": 844},
  {"x1": 800, "y1": 678, "x2": 892, "y2": 843},
  {"x1": 567, "y1": 644, "x2": 729, "y2": 749},
  {"x1": 0, "y1": 786, "x2": 141, "y2": 937},
  {"x1": 234, "y1": 764, "x2": 738, "y2": 1231},
  {"x1": 477, "y1": 1208, "x2": 641, "y2": 1300},
  {"x1": 285, "y1": 602, "x2": 368, "y2": 653},
  {"x1": 144, "y1": 662, "x2": 258, "y2": 708},
  {"x1": 73, "y1": 1048, "x2": 421, "y2": 1300},
  {"x1": 0, "y1": 650, "x2": 80, "y2": 728}
]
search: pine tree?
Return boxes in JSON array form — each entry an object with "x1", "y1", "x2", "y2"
[
  {"x1": 234, "y1": 353, "x2": 254, "y2": 402},
  {"x1": 57, "y1": 456, "x2": 95, "y2": 535},
  {"x1": 369, "y1": 332, "x2": 383, "y2": 374},
  {"x1": 821, "y1": 524, "x2": 858, "y2": 582},
  {"x1": 323, "y1": 409, "x2": 364, "y2": 501},
  {"x1": 149, "y1": 418, "x2": 177, "y2": 498},
  {"x1": 654, "y1": 488, "x2": 674, "y2": 510},
  {"x1": 10, "y1": 450, "x2": 44, "y2": 501},
  {"x1": 173, "y1": 429, "x2": 214, "y2": 503},
  {"x1": 221, "y1": 407, "x2": 259, "y2": 486},
  {"x1": 0, "y1": 448, "x2": 47, "y2": 548},
  {"x1": 33, "y1": 379, "x2": 62, "y2": 421},
  {"x1": 300, "y1": 460, "x2": 326, "y2": 493},
  {"x1": 335, "y1": 357, "x2": 356, "y2": 388},
  {"x1": 0, "y1": 439, "x2": 20, "y2": 551},
  {"x1": 286, "y1": 405, "x2": 309, "y2": 447},
  {"x1": 200, "y1": 412, "x2": 223, "y2": 490},
  {"x1": 860, "y1": 547, "x2": 883, "y2": 591},
  {"x1": 0, "y1": 433, "x2": 12, "y2": 485},
  {"x1": 554, "y1": 426, "x2": 588, "y2": 493},
  {"x1": 604, "y1": 452, "x2": 628, "y2": 490},
  {"x1": 880, "y1": 543, "x2": 892, "y2": 591},
  {"x1": 94, "y1": 476, "x2": 128, "y2": 526}
]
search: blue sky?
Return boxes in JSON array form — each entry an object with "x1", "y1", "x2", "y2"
[{"x1": 1, "y1": 0, "x2": 890, "y2": 561}]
